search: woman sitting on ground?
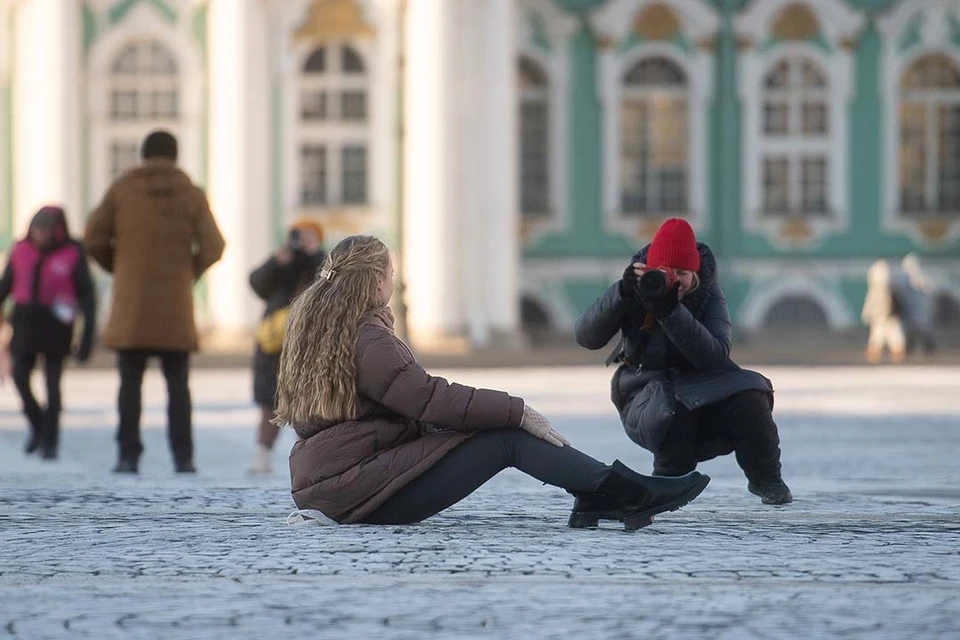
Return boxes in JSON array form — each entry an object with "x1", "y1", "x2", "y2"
[{"x1": 275, "y1": 235, "x2": 709, "y2": 530}]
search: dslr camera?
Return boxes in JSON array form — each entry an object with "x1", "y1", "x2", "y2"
[
  {"x1": 287, "y1": 228, "x2": 303, "y2": 252},
  {"x1": 637, "y1": 268, "x2": 677, "y2": 300}
]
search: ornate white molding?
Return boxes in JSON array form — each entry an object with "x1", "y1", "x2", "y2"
[
  {"x1": 879, "y1": 0, "x2": 960, "y2": 247},
  {"x1": 593, "y1": 0, "x2": 720, "y2": 47},
  {"x1": 736, "y1": 1, "x2": 864, "y2": 250},
  {"x1": 738, "y1": 273, "x2": 855, "y2": 331},
  {"x1": 86, "y1": 1, "x2": 206, "y2": 201},
  {"x1": 517, "y1": 0, "x2": 577, "y2": 245}
]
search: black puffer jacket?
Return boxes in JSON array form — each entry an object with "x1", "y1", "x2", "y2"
[
  {"x1": 249, "y1": 250, "x2": 325, "y2": 407},
  {"x1": 574, "y1": 243, "x2": 772, "y2": 452}
]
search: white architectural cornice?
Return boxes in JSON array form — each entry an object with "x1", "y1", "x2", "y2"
[
  {"x1": 593, "y1": 0, "x2": 719, "y2": 45},
  {"x1": 737, "y1": 0, "x2": 864, "y2": 44},
  {"x1": 879, "y1": 0, "x2": 960, "y2": 41}
]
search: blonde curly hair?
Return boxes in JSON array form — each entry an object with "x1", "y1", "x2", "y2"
[{"x1": 274, "y1": 235, "x2": 390, "y2": 425}]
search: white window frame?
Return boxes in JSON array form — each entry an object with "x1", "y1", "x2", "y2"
[
  {"x1": 296, "y1": 41, "x2": 371, "y2": 209},
  {"x1": 736, "y1": 0, "x2": 862, "y2": 249},
  {"x1": 516, "y1": 0, "x2": 576, "y2": 241},
  {"x1": 87, "y1": 5, "x2": 204, "y2": 206},
  {"x1": 881, "y1": 0, "x2": 960, "y2": 245},
  {"x1": 594, "y1": 0, "x2": 718, "y2": 238}
]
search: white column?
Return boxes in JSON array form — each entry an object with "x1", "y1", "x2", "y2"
[
  {"x1": 478, "y1": 0, "x2": 520, "y2": 344},
  {"x1": 205, "y1": 0, "x2": 272, "y2": 341},
  {"x1": 12, "y1": 0, "x2": 82, "y2": 235},
  {"x1": 403, "y1": 0, "x2": 465, "y2": 349}
]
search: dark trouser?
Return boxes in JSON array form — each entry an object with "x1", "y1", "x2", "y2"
[
  {"x1": 257, "y1": 405, "x2": 281, "y2": 448},
  {"x1": 117, "y1": 350, "x2": 192, "y2": 463},
  {"x1": 12, "y1": 352, "x2": 64, "y2": 453},
  {"x1": 653, "y1": 390, "x2": 783, "y2": 484},
  {"x1": 362, "y1": 429, "x2": 611, "y2": 525}
]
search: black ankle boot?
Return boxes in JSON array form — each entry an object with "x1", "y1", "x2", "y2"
[
  {"x1": 113, "y1": 458, "x2": 139, "y2": 474},
  {"x1": 569, "y1": 461, "x2": 710, "y2": 531},
  {"x1": 748, "y1": 479, "x2": 792, "y2": 505},
  {"x1": 24, "y1": 432, "x2": 41, "y2": 455}
]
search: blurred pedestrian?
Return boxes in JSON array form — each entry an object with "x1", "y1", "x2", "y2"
[
  {"x1": 892, "y1": 253, "x2": 936, "y2": 356},
  {"x1": 84, "y1": 130, "x2": 225, "y2": 474},
  {"x1": 861, "y1": 259, "x2": 906, "y2": 364},
  {"x1": 575, "y1": 218, "x2": 792, "y2": 506},
  {"x1": 247, "y1": 218, "x2": 326, "y2": 475},
  {"x1": 277, "y1": 235, "x2": 709, "y2": 529},
  {"x1": 0, "y1": 205, "x2": 96, "y2": 459}
]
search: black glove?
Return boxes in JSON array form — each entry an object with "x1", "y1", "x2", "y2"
[
  {"x1": 619, "y1": 263, "x2": 640, "y2": 298},
  {"x1": 640, "y1": 282, "x2": 680, "y2": 318}
]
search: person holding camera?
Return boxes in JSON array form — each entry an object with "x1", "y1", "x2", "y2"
[
  {"x1": 575, "y1": 218, "x2": 792, "y2": 505},
  {"x1": 247, "y1": 218, "x2": 326, "y2": 475}
]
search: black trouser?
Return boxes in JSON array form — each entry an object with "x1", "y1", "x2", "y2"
[
  {"x1": 117, "y1": 350, "x2": 192, "y2": 463},
  {"x1": 652, "y1": 390, "x2": 782, "y2": 483},
  {"x1": 12, "y1": 352, "x2": 64, "y2": 452},
  {"x1": 362, "y1": 429, "x2": 611, "y2": 525}
]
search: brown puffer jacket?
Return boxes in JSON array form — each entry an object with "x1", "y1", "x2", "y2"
[
  {"x1": 84, "y1": 159, "x2": 225, "y2": 352},
  {"x1": 288, "y1": 308, "x2": 525, "y2": 524}
]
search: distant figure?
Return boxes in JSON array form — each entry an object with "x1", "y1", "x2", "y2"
[
  {"x1": 247, "y1": 218, "x2": 326, "y2": 475},
  {"x1": 861, "y1": 259, "x2": 905, "y2": 364},
  {"x1": 892, "y1": 253, "x2": 936, "y2": 356},
  {"x1": 0, "y1": 206, "x2": 97, "y2": 459},
  {"x1": 84, "y1": 130, "x2": 225, "y2": 474}
]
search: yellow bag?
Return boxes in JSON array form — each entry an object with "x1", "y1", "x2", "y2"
[{"x1": 256, "y1": 308, "x2": 290, "y2": 355}]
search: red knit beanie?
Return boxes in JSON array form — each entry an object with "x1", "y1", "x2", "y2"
[{"x1": 647, "y1": 218, "x2": 700, "y2": 272}]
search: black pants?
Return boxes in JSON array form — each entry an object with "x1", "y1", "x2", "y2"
[
  {"x1": 653, "y1": 390, "x2": 783, "y2": 484},
  {"x1": 362, "y1": 429, "x2": 611, "y2": 525},
  {"x1": 117, "y1": 350, "x2": 192, "y2": 463},
  {"x1": 12, "y1": 352, "x2": 64, "y2": 452}
]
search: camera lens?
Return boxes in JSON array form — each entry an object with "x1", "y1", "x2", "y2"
[{"x1": 638, "y1": 269, "x2": 669, "y2": 299}]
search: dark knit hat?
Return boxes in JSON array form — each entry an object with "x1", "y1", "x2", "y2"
[
  {"x1": 647, "y1": 218, "x2": 700, "y2": 272},
  {"x1": 141, "y1": 130, "x2": 178, "y2": 161}
]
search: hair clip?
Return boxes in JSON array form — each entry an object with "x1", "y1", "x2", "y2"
[{"x1": 320, "y1": 268, "x2": 336, "y2": 281}]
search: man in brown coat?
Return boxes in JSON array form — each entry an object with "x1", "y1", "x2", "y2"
[{"x1": 84, "y1": 130, "x2": 225, "y2": 474}]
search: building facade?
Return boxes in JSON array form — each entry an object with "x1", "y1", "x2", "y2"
[{"x1": 1, "y1": 0, "x2": 959, "y2": 351}]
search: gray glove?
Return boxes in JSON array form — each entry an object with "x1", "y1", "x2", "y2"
[{"x1": 520, "y1": 405, "x2": 571, "y2": 448}]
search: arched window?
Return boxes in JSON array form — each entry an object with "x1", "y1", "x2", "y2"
[
  {"x1": 519, "y1": 56, "x2": 550, "y2": 218},
  {"x1": 899, "y1": 54, "x2": 960, "y2": 217},
  {"x1": 620, "y1": 57, "x2": 688, "y2": 216},
  {"x1": 107, "y1": 41, "x2": 180, "y2": 179},
  {"x1": 299, "y1": 43, "x2": 369, "y2": 208},
  {"x1": 760, "y1": 55, "x2": 831, "y2": 217}
]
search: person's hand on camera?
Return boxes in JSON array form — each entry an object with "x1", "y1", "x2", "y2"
[
  {"x1": 520, "y1": 405, "x2": 571, "y2": 448},
  {"x1": 640, "y1": 280, "x2": 681, "y2": 318},
  {"x1": 275, "y1": 246, "x2": 294, "y2": 266},
  {"x1": 619, "y1": 262, "x2": 646, "y2": 299}
]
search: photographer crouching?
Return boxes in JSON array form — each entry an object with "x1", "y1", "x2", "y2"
[
  {"x1": 574, "y1": 218, "x2": 792, "y2": 505},
  {"x1": 247, "y1": 218, "x2": 327, "y2": 474}
]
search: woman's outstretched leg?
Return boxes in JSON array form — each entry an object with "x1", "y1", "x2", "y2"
[{"x1": 362, "y1": 429, "x2": 610, "y2": 524}]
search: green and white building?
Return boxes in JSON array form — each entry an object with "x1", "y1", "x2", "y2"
[{"x1": 1, "y1": 0, "x2": 959, "y2": 350}]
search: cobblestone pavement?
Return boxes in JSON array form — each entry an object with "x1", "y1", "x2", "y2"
[{"x1": 1, "y1": 366, "x2": 959, "y2": 639}]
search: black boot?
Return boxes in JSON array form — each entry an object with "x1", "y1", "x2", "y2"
[
  {"x1": 569, "y1": 460, "x2": 710, "y2": 531},
  {"x1": 24, "y1": 431, "x2": 41, "y2": 455},
  {"x1": 113, "y1": 458, "x2": 139, "y2": 474},
  {"x1": 748, "y1": 479, "x2": 792, "y2": 505},
  {"x1": 174, "y1": 459, "x2": 197, "y2": 474}
]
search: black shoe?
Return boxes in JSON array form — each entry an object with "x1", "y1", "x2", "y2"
[
  {"x1": 24, "y1": 433, "x2": 41, "y2": 455},
  {"x1": 40, "y1": 446, "x2": 58, "y2": 461},
  {"x1": 748, "y1": 479, "x2": 793, "y2": 505},
  {"x1": 113, "y1": 458, "x2": 139, "y2": 474},
  {"x1": 174, "y1": 460, "x2": 197, "y2": 474},
  {"x1": 569, "y1": 460, "x2": 710, "y2": 531}
]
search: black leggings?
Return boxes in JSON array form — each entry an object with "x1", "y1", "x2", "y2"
[
  {"x1": 12, "y1": 352, "x2": 64, "y2": 450},
  {"x1": 362, "y1": 429, "x2": 611, "y2": 525}
]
